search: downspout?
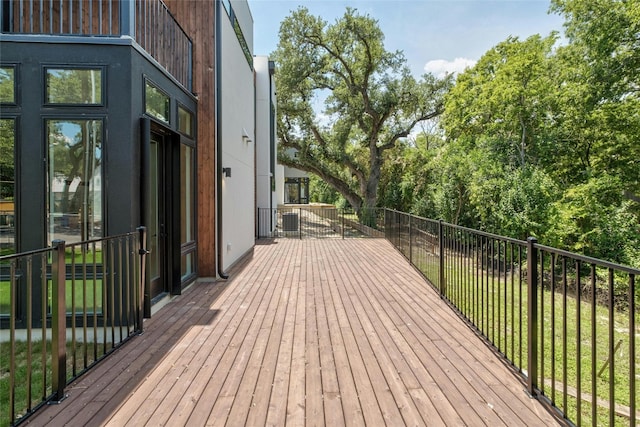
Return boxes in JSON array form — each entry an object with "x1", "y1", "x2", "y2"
[
  {"x1": 268, "y1": 62, "x2": 275, "y2": 227},
  {"x1": 215, "y1": 0, "x2": 229, "y2": 279}
]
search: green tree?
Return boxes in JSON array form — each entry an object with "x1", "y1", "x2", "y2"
[
  {"x1": 548, "y1": 175, "x2": 640, "y2": 266},
  {"x1": 438, "y1": 35, "x2": 562, "y2": 235},
  {"x1": 551, "y1": 0, "x2": 640, "y2": 195},
  {"x1": 274, "y1": 7, "x2": 451, "y2": 213},
  {"x1": 443, "y1": 34, "x2": 560, "y2": 171}
]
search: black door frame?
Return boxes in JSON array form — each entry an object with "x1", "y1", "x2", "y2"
[{"x1": 141, "y1": 118, "x2": 182, "y2": 317}]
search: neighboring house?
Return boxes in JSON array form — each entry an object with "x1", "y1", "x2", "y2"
[
  {"x1": 0, "y1": 0, "x2": 259, "y2": 322},
  {"x1": 283, "y1": 169, "x2": 310, "y2": 205},
  {"x1": 217, "y1": 0, "x2": 255, "y2": 273}
]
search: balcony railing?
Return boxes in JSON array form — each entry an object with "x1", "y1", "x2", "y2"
[
  {"x1": 256, "y1": 207, "x2": 385, "y2": 239},
  {"x1": 384, "y1": 209, "x2": 639, "y2": 427},
  {"x1": 0, "y1": 228, "x2": 148, "y2": 427},
  {"x1": 0, "y1": 0, "x2": 192, "y2": 90},
  {"x1": 259, "y1": 206, "x2": 639, "y2": 424}
]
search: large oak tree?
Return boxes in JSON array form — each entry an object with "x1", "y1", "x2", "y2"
[{"x1": 273, "y1": 7, "x2": 451, "y2": 212}]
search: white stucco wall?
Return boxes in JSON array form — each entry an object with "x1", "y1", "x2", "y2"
[
  {"x1": 254, "y1": 55, "x2": 272, "y2": 211},
  {"x1": 220, "y1": 0, "x2": 255, "y2": 270}
]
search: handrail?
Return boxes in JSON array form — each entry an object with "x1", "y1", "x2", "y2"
[
  {"x1": 383, "y1": 208, "x2": 639, "y2": 426},
  {"x1": 0, "y1": 227, "x2": 148, "y2": 426}
]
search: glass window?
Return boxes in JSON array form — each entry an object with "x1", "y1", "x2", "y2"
[
  {"x1": 221, "y1": 0, "x2": 231, "y2": 16},
  {"x1": 46, "y1": 68, "x2": 103, "y2": 104},
  {"x1": 145, "y1": 82, "x2": 170, "y2": 123},
  {"x1": 47, "y1": 119, "x2": 103, "y2": 244},
  {"x1": 0, "y1": 119, "x2": 15, "y2": 255},
  {"x1": 180, "y1": 144, "x2": 194, "y2": 244},
  {"x1": 0, "y1": 67, "x2": 15, "y2": 104},
  {"x1": 181, "y1": 253, "x2": 195, "y2": 281},
  {"x1": 284, "y1": 177, "x2": 310, "y2": 204},
  {"x1": 178, "y1": 106, "x2": 194, "y2": 137}
]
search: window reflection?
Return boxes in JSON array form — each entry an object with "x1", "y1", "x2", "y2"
[
  {"x1": 145, "y1": 82, "x2": 170, "y2": 123},
  {"x1": 284, "y1": 177, "x2": 310, "y2": 204},
  {"x1": 47, "y1": 119, "x2": 103, "y2": 244},
  {"x1": 46, "y1": 68, "x2": 102, "y2": 104},
  {"x1": 0, "y1": 67, "x2": 15, "y2": 104},
  {"x1": 0, "y1": 119, "x2": 15, "y2": 254},
  {"x1": 180, "y1": 144, "x2": 194, "y2": 244},
  {"x1": 178, "y1": 106, "x2": 194, "y2": 137}
]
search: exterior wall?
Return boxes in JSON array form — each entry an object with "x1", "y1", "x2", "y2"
[
  {"x1": 164, "y1": 0, "x2": 218, "y2": 278},
  {"x1": 0, "y1": 37, "x2": 197, "y2": 322},
  {"x1": 254, "y1": 56, "x2": 271, "y2": 211},
  {"x1": 232, "y1": 1, "x2": 254, "y2": 52},
  {"x1": 219, "y1": 0, "x2": 255, "y2": 270},
  {"x1": 1, "y1": 41, "x2": 139, "y2": 251},
  {"x1": 284, "y1": 165, "x2": 309, "y2": 179}
]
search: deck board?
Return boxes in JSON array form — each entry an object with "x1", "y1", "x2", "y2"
[{"x1": 26, "y1": 238, "x2": 564, "y2": 427}]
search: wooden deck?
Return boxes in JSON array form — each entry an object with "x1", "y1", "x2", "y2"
[{"x1": 26, "y1": 238, "x2": 564, "y2": 426}]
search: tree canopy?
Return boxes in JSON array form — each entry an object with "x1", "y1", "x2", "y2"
[
  {"x1": 273, "y1": 7, "x2": 451, "y2": 211},
  {"x1": 375, "y1": 0, "x2": 639, "y2": 266},
  {"x1": 274, "y1": 0, "x2": 639, "y2": 266}
]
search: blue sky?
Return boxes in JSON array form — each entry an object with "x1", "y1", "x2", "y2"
[{"x1": 248, "y1": 0, "x2": 565, "y2": 77}]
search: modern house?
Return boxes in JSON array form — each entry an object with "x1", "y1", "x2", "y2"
[
  {"x1": 283, "y1": 165, "x2": 309, "y2": 205},
  {"x1": 0, "y1": 0, "x2": 263, "y2": 321}
]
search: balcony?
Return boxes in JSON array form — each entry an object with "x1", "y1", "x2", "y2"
[
  {"x1": 0, "y1": 0, "x2": 192, "y2": 90},
  {"x1": 25, "y1": 238, "x2": 563, "y2": 426}
]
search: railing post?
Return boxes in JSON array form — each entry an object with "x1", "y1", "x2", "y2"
[
  {"x1": 439, "y1": 220, "x2": 445, "y2": 298},
  {"x1": 342, "y1": 209, "x2": 345, "y2": 239},
  {"x1": 527, "y1": 237, "x2": 539, "y2": 397},
  {"x1": 51, "y1": 239, "x2": 67, "y2": 402},
  {"x1": 630, "y1": 274, "x2": 636, "y2": 426},
  {"x1": 408, "y1": 214, "x2": 413, "y2": 264},
  {"x1": 136, "y1": 226, "x2": 148, "y2": 332},
  {"x1": 299, "y1": 208, "x2": 302, "y2": 240}
]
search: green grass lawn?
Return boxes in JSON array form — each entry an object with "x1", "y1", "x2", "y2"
[
  {"x1": 413, "y1": 252, "x2": 639, "y2": 427},
  {"x1": 0, "y1": 279, "x2": 104, "y2": 317},
  {"x1": 0, "y1": 339, "x2": 108, "y2": 427},
  {"x1": 1, "y1": 247, "x2": 104, "y2": 316}
]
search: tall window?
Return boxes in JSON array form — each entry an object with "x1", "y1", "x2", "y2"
[
  {"x1": 47, "y1": 119, "x2": 103, "y2": 244},
  {"x1": 0, "y1": 119, "x2": 15, "y2": 254},
  {"x1": 180, "y1": 143, "x2": 195, "y2": 280}
]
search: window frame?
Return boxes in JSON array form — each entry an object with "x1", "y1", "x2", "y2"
[
  {"x1": 44, "y1": 116, "x2": 106, "y2": 245},
  {"x1": 144, "y1": 77, "x2": 171, "y2": 124},
  {"x1": 177, "y1": 103, "x2": 195, "y2": 138},
  {"x1": 179, "y1": 137, "x2": 197, "y2": 282},
  {"x1": 0, "y1": 64, "x2": 19, "y2": 106},
  {"x1": 0, "y1": 115, "x2": 19, "y2": 255},
  {"x1": 43, "y1": 66, "x2": 106, "y2": 107}
]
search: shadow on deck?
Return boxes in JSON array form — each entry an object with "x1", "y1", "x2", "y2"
[{"x1": 26, "y1": 238, "x2": 564, "y2": 426}]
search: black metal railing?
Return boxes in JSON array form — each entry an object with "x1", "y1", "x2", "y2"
[
  {"x1": 0, "y1": 0, "x2": 192, "y2": 90},
  {"x1": 256, "y1": 207, "x2": 385, "y2": 239},
  {"x1": 0, "y1": 227, "x2": 147, "y2": 427},
  {"x1": 384, "y1": 209, "x2": 639, "y2": 426}
]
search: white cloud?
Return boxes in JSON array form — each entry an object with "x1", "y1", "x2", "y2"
[{"x1": 423, "y1": 57, "x2": 477, "y2": 78}]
